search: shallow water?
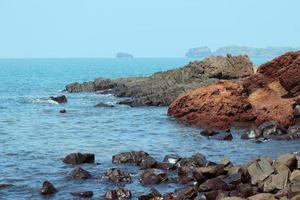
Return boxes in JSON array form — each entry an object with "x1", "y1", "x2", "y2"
[{"x1": 0, "y1": 57, "x2": 299, "y2": 199}]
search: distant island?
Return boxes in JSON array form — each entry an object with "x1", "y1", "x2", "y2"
[
  {"x1": 116, "y1": 52, "x2": 134, "y2": 58},
  {"x1": 186, "y1": 45, "x2": 300, "y2": 58}
]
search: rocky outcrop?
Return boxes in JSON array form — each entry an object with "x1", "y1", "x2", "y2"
[
  {"x1": 65, "y1": 55, "x2": 254, "y2": 106},
  {"x1": 168, "y1": 51, "x2": 300, "y2": 129},
  {"x1": 63, "y1": 153, "x2": 95, "y2": 164},
  {"x1": 40, "y1": 181, "x2": 57, "y2": 195}
]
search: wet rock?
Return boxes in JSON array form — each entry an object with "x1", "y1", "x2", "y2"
[
  {"x1": 138, "y1": 188, "x2": 163, "y2": 200},
  {"x1": 0, "y1": 184, "x2": 13, "y2": 189},
  {"x1": 112, "y1": 150, "x2": 157, "y2": 169},
  {"x1": 69, "y1": 167, "x2": 92, "y2": 179},
  {"x1": 59, "y1": 109, "x2": 66, "y2": 113},
  {"x1": 248, "y1": 193, "x2": 277, "y2": 200},
  {"x1": 258, "y1": 121, "x2": 286, "y2": 139},
  {"x1": 200, "y1": 129, "x2": 218, "y2": 137},
  {"x1": 175, "y1": 153, "x2": 207, "y2": 168},
  {"x1": 66, "y1": 55, "x2": 254, "y2": 106},
  {"x1": 198, "y1": 176, "x2": 232, "y2": 192},
  {"x1": 63, "y1": 153, "x2": 95, "y2": 164},
  {"x1": 70, "y1": 191, "x2": 93, "y2": 198},
  {"x1": 94, "y1": 102, "x2": 114, "y2": 108},
  {"x1": 50, "y1": 95, "x2": 67, "y2": 104},
  {"x1": 104, "y1": 188, "x2": 132, "y2": 200},
  {"x1": 276, "y1": 153, "x2": 297, "y2": 170},
  {"x1": 139, "y1": 169, "x2": 168, "y2": 185},
  {"x1": 40, "y1": 181, "x2": 57, "y2": 195},
  {"x1": 104, "y1": 168, "x2": 132, "y2": 183},
  {"x1": 211, "y1": 132, "x2": 233, "y2": 141},
  {"x1": 241, "y1": 128, "x2": 262, "y2": 140},
  {"x1": 247, "y1": 159, "x2": 274, "y2": 185}
]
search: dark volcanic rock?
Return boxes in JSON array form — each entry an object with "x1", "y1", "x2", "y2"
[
  {"x1": 104, "y1": 168, "x2": 132, "y2": 183},
  {"x1": 65, "y1": 55, "x2": 254, "y2": 106},
  {"x1": 63, "y1": 153, "x2": 95, "y2": 164},
  {"x1": 70, "y1": 191, "x2": 93, "y2": 198},
  {"x1": 40, "y1": 181, "x2": 57, "y2": 195},
  {"x1": 50, "y1": 95, "x2": 67, "y2": 104},
  {"x1": 168, "y1": 51, "x2": 300, "y2": 130},
  {"x1": 104, "y1": 188, "x2": 132, "y2": 199},
  {"x1": 69, "y1": 167, "x2": 92, "y2": 179}
]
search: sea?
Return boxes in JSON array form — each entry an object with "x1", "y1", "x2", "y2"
[{"x1": 0, "y1": 57, "x2": 299, "y2": 199}]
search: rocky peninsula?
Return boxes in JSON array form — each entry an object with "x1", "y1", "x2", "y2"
[{"x1": 65, "y1": 55, "x2": 254, "y2": 106}]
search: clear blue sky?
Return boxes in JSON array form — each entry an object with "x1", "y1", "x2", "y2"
[{"x1": 0, "y1": 0, "x2": 299, "y2": 58}]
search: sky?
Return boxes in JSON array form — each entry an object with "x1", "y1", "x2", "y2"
[{"x1": 0, "y1": 0, "x2": 299, "y2": 58}]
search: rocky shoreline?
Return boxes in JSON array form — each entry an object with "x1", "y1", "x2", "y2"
[
  {"x1": 13, "y1": 151, "x2": 300, "y2": 199},
  {"x1": 64, "y1": 54, "x2": 254, "y2": 107}
]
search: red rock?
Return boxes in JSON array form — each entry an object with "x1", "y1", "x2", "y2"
[{"x1": 168, "y1": 51, "x2": 300, "y2": 129}]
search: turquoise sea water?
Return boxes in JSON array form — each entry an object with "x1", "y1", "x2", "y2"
[{"x1": 0, "y1": 57, "x2": 299, "y2": 199}]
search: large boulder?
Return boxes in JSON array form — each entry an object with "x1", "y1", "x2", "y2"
[
  {"x1": 168, "y1": 51, "x2": 300, "y2": 129},
  {"x1": 65, "y1": 55, "x2": 254, "y2": 106}
]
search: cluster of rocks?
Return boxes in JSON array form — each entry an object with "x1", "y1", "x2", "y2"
[
  {"x1": 64, "y1": 55, "x2": 254, "y2": 107},
  {"x1": 37, "y1": 151, "x2": 300, "y2": 200},
  {"x1": 200, "y1": 121, "x2": 300, "y2": 141},
  {"x1": 168, "y1": 51, "x2": 300, "y2": 130}
]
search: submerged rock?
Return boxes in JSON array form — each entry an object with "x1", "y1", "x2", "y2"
[
  {"x1": 69, "y1": 167, "x2": 92, "y2": 179},
  {"x1": 104, "y1": 188, "x2": 132, "y2": 199},
  {"x1": 65, "y1": 55, "x2": 254, "y2": 106},
  {"x1": 94, "y1": 102, "x2": 114, "y2": 108},
  {"x1": 210, "y1": 132, "x2": 233, "y2": 141},
  {"x1": 59, "y1": 109, "x2": 66, "y2": 113},
  {"x1": 63, "y1": 153, "x2": 95, "y2": 164},
  {"x1": 50, "y1": 95, "x2": 67, "y2": 104},
  {"x1": 40, "y1": 181, "x2": 57, "y2": 195},
  {"x1": 70, "y1": 191, "x2": 93, "y2": 198},
  {"x1": 168, "y1": 51, "x2": 300, "y2": 130},
  {"x1": 200, "y1": 129, "x2": 218, "y2": 137}
]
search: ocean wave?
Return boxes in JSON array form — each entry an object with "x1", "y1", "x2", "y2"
[{"x1": 20, "y1": 97, "x2": 59, "y2": 105}]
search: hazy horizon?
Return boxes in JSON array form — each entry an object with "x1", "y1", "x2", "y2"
[{"x1": 0, "y1": 0, "x2": 299, "y2": 58}]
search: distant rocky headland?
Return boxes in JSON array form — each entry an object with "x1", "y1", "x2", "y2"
[
  {"x1": 116, "y1": 52, "x2": 134, "y2": 58},
  {"x1": 185, "y1": 46, "x2": 300, "y2": 58}
]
